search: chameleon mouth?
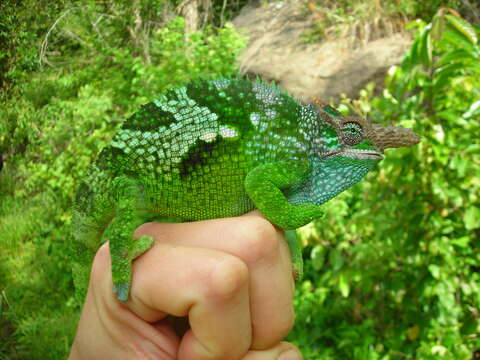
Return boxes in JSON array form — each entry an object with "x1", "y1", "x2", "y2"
[
  {"x1": 321, "y1": 149, "x2": 384, "y2": 160},
  {"x1": 342, "y1": 149, "x2": 384, "y2": 160}
]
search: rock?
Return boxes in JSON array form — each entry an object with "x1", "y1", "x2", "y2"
[{"x1": 233, "y1": 0, "x2": 412, "y2": 101}]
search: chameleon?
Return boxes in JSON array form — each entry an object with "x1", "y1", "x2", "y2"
[{"x1": 71, "y1": 77, "x2": 420, "y2": 303}]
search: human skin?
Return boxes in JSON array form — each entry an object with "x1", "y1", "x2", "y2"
[{"x1": 69, "y1": 211, "x2": 302, "y2": 360}]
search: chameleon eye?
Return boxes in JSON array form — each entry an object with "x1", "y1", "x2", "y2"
[{"x1": 341, "y1": 122, "x2": 363, "y2": 146}]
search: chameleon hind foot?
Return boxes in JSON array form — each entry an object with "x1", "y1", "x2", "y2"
[
  {"x1": 114, "y1": 283, "x2": 130, "y2": 302},
  {"x1": 110, "y1": 232, "x2": 156, "y2": 302},
  {"x1": 285, "y1": 230, "x2": 304, "y2": 281}
]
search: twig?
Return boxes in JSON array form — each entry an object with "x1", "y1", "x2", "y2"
[
  {"x1": 91, "y1": 13, "x2": 113, "y2": 42},
  {"x1": 220, "y1": 0, "x2": 228, "y2": 27},
  {"x1": 64, "y1": 29, "x2": 89, "y2": 47},
  {"x1": 39, "y1": 7, "x2": 80, "y2": 67}
]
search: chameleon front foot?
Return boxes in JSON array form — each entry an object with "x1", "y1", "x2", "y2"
[
  {"x1": 245, "y1": 160, "x2": 325, "y2": 229},
  {"x1": 282, "y1": 203, "x2": 324, "y2": 230}
]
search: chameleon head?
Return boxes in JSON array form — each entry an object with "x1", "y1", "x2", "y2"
[
  {"x1": 313, "y1": 99, "x2": 420, "y2": 161},
  {"x1": 286, "y1": 99, "x2": 420, "y2": 206}
]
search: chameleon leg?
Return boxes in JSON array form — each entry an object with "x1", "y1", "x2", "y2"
[
  {"x1": 244, "y1": 160, "x2": 324, "y2": 229},
  {"x1": 285, "y1": 230, "x2": 303, "y2": 281},
  {"x1": 104, "y1": 177, "x2": 155, "y2": 302}
]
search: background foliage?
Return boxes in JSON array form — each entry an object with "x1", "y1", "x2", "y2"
[{"x1": 0, "y1": 1, "x2": 478, "y2": 359}]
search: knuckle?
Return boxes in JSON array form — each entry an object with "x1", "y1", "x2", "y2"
[
  {"x1": 237, "y1": 217, "x2": 280, "y2": 265},
  {"x1": 207, "y1": 256, "x2": 249, "y2": 300}
]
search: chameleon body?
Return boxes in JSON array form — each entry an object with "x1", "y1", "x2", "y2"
[{"x1": 72, "y1": 78, "x2": 419, "y2": 302}]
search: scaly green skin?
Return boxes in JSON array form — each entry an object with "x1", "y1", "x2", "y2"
[{"x1": 72, "y1": 78, "x2": 419, "y2": 302}]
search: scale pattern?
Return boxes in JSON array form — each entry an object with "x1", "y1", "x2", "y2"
[{"x1": 77, "y1": 78, "x2": 331, "y2": 223}]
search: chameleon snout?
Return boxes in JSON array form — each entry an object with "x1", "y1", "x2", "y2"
[{"x1": 367, "y1": 125, "x2": 420, "y2": 152}]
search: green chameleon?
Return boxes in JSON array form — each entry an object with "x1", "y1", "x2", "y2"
[{"x1": 72, "y1": 77, "x2": 419, "y2": 302}]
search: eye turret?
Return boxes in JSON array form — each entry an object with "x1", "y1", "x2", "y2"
[{"x1": 341, "y1": 122, "x2": 363, "y2": 146}]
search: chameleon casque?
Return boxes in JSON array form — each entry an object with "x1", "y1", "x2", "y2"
[{"x1": 72, "y1": 77, "x2": 419, "y2": 302}]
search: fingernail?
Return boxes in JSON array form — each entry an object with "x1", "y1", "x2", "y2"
[{"x1": 278, "y1": 349, "x2": 301, "y2": 360}]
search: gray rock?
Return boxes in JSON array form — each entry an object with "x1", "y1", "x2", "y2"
[{"x1": 233, "y1": 0, "x2": 412, "y2": 101}]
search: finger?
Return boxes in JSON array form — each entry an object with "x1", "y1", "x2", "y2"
[
  {"x1": 135, "y1": 213, "x2": 296, "y2": 349},
  {"x1": 127, "y1": 241, "x2": 252, "y2": 360},
  {"x1": 242, "y1": 342, "x2": 302, "y2": 360}
]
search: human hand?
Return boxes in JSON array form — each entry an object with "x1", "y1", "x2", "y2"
[{"x1": 69, "y1": 211, "x2": 302, "y2": 360}]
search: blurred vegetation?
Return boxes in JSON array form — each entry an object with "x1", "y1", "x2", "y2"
[{"x1": 0, "y1": 0, "x2": 478, "y2": 359}]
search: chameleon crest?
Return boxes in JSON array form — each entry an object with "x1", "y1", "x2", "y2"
[{"x1": 72, "y1": 78, "x2": 419, "y2": 302}]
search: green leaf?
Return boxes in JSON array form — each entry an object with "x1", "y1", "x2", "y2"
[
  {"x1": 437, "y1": 49, "x2": 477, "y2": 67},
  {"x1": 462, "y1": 100, "x2": 480, "y2": 119},
  {"x1": 329, "y1": 248, "x2": 344, "y2": 271},
  {"x1": 464, "y1": 207, "x2": 480, "y2": 230},
  {"x1": 442, "y1": 28, "x2": 478, "y2": 54},
  {"x1": 436, "y1": 110, "x2": 459, "y2": 122},
  {"x1": 434, "y1": 63, "x2": 465, "y2": 78},
  {"x1": 433, "y1": 63, "x2": 465, "y2": 92},
  {"x1": 311, "y1": 245, "x2": 327, "y2": 270},
  {"x1": 419, "y1": 26, "x2": 433, "y2": 67},
  {"x1": 402, "y1": 36, "x2": 421, "y2": 71},
  {"x1": 445, "y1": 14, "x2": 478, "y2": 45},
  {"x1": 428, "y1": 264, "x2": 441, "y2": 279},
  {"x1": 338, "y1": 273, "x2": 350, "y2": 297},
  {"x1": 450, "y1": 236, "x2": 470, "y2": 248},
  {"x1": 431, "y1": 345, "x2": 447, "y2": 357},
  {"x1": 431, "y1": 14, "x2": 444, "y2": 42}
]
